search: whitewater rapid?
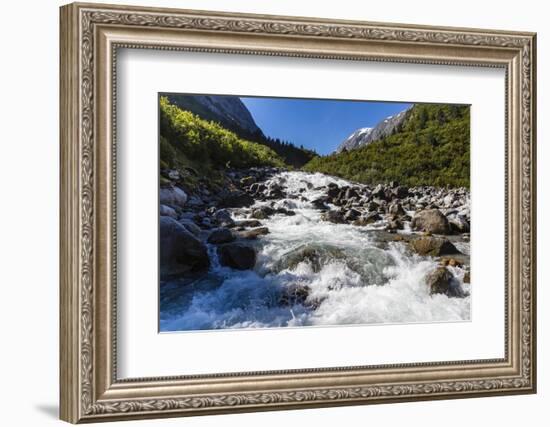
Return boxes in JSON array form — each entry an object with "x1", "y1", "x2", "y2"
[{"x1": 160, "y1": 171, "x2": 471, "y2": 332}]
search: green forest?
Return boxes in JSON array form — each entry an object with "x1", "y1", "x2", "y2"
[
  {"x1": 303, "y1": 104, "x2": 470, "y2": 187},
  {"x1": 160, "y1": 97, "x2": 286, "y2": 179},
  {"x1": 164, "y1": 94, "x2": 316, "y2": 168},
  {"x1": 160, "y1": 97, "x2": 470, "y2": 189}
]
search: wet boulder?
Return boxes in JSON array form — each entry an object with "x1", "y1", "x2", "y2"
[
  {"x1": 279, "y1": 283, "x2": 310, "y2": 307},
  {"x1": 235, "y1": 227, "x2": 270, "y2": 240},
  {"x1": 393, "y1": 185, "x2": 409, "y2": 199},
  {"x1": 217, "y1": 243, "x2": 257, "y2": 270},
  {"x1": 426, "y1": 266, "x2": 465, "y2": 297},
  {"x1": 345, "y1": 187, "x2": 359, "y2": 200},
  {"x1": 178, "y1": 218, "x2": 202, "y2": 237},
  {"x1": 409, "y1": 236, "x2": 461, "y2": 257},
  {"x1": 275, "y1": 207, "x2": 296, "y2": 216},
  {"x1": 160, "y1": 185, "x2": 188, "y2": 209},
  {"x1": 327, "y1": 185, "x2": 340, "y2": 199},
  {"x1": 218, "y1": 190, "x2": 254, "y2": 208},
  {"x1": 366, "y1": 201, "x2": 380, "y2": 212},
  {"x1": 352, "y1": 212, "x2": 381, "y2": 226},
  {"x1": 251, "y1": 206, "x2": 275, "y2": 219},
  {"x1": 213, "y1": 209, "x2": 235, "y2": 227},
  {"x1": 311, "y1": 197, "x2": 329, "y2": 210},
  {"x1": 343, "y1": 208, "x2": 361, "y2": 222},
  {"x1": 160, "y1": 204, "x2": 178, "y2": 219},
  {"x1": 248, "y1": 182, "x2": 267, "y2": 196},
  {"x1": 234, "y1": 219, "x2": 262, "y2": 228},
  {"x1": 388, "y1": 202, "x2": 406, "y2": 216},
  {"x1": 447, "y1": 215, "x2": 470, "y2": 233},
  {"x1": 411, "y1": 209, "x2": 451, "y2": 234},
  {"x1": 278, "y1": 283, "x2": 322, "y2": 309},
  {"x1": 160, "y1": 216, "x2": 209, "y2": 279},
  {"x1": 207, "y1": 228, "x2": 235, "y2": 244},
  {"x1": 372, "y1": 184, "x2": 386, "y2": 199},
  {"x1": 386, "y1": 218, "x2": 404, "y2": 231},
  {"x1": 276, "y1": 243, "x2": 346, "y2": 273},
  {"x1": 321, "y1": 210, "x2": 346, "y2": 224}
]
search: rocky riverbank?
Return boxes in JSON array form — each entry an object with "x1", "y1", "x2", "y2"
[{"x1": 159, "y1": 167, "x2": 471, "y2": 331}]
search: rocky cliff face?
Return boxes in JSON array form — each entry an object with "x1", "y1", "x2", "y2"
[
  {"x1": 165, "y1": 94, "x2": 265, "y2": 141},
  {"x1": 336, "y1": 127, "x2": 373, "y2": 152},
  {"x1": 336, "y1": 106, "x2": 412, "y2": 153}
]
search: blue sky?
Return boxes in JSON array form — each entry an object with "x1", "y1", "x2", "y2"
[{"x1": 241, "y1": 97, "x2": 412, "y2": 155}]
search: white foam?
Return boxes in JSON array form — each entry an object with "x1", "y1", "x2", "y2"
[{"x1": 161, "y1": 171, "x2": 471, "y2": 331}]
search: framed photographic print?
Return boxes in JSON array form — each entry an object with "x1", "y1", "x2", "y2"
[{"x1": 60, "y1": 2, "x2": 537, "y2": 423}]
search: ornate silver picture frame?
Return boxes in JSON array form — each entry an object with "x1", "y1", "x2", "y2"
[{"x1": 60, "y1": 2, "x2": 536, "y2": 423}]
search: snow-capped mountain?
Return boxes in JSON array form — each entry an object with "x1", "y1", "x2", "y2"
[
  {"x1": 335, "y1": 106, "x2": 412, "y2": 153},
  {"x1": 336, "y1": 127, "x2": 373, "y2": 152}
]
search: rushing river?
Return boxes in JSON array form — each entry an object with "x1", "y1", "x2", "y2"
[{"x1": 160, "y1": 171, "x2": 471, "y2": 332}]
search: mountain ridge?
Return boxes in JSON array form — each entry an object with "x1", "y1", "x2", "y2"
[
  {"x1": 164, "y1": 94, "x2": 316, "y2": 167},
  {"x1": 336, "y1": 106, "x2": 412, "y2": 153},
  {"x1": 304, "y1": 103, "x2": 470, "y2": 187}
]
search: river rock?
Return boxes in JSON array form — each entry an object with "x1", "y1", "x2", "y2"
[
  {"x1": 251, "y1": 206, "x2": 275, "y2": 219},
  {"x1": 311, "y1": 197, "x2": 329, "y2": 210},
  {"x1": 276, "y1": 243, "x2": 346, "y2": 273},
  {"x1": 213, "y1": 209, "x2": 234, "y2": 227},
  {"x1": 372, "y1": 184, "x2": 386, "y2": 199},
  {"x1": 343, "y1": 208, "x2": 361, "y2": 222},
  {"x1": 218, "y1": 190, "x2": 254, "y2": 208},
  {"x1": 366, "y1": 201, "x2": 379, "y2": 212},
  {"x1": 278, "y1": 283, "x2": 322, "y2": 309},
  {"x1": 275, "y1": 207, "x2": 296, "y2": 216},
  {"x1": 327, "y1": 185, "x2": 340, "y2": 199},
  {"x1": 447, "y1": 215, "x2": 470, "y2": 233},
  {"x1": 160, "y1": 204, "x2": 178, "y2": 219},
  {"x1": 353, "y1": 212, "x2": 381, "y2": 226},
  {"x1": 393, "y1": 186, "x2": 409, "y2": 199},
  {"x1": 178, "y1": 218, "x2": 202, "y2": 237},
  {"x1": 386, "y1": 218, "x2": 404, "y2": 231},
  {"x1": 207, "y1": 228, "x2": 235, "y2": 244},
  {"x1": 235, "y1": 227, "x2": 270, "y2": 240},
  {"x1": 411, "y1": 209, "x2": 451, "y2": 234},
  {"x1": 388, "y1": 202, "x2": 406, "y2": 216},
  {"x1": 217, "y1": 243, "x2": 256, "y2": 270},
  {"x1": 410, "y1": 236, "x2": 460, "y2": 257},
  {"x1": 321, "y1": 210, "x2": 345, "y2": 224},
  {"x1": 160, "y1": 186, "x2": 188, "y2": 209},
  {"x1": 426, "y1": 266, "x2": 465, "y2": 297},
  {"x1": 248, "y1": 182, "x2": 267, "y2": 196},
  {"x1": 234, "y1": 219, "x2": 262, "y2": 228},
  {"x1": 160, "y1": 216, "x2": 209, "y2": 278}
]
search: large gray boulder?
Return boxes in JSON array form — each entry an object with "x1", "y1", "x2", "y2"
[
  {"x1": 178, "y1": 219, "x2": 201, "y2": 237},
  {"x1": 411, "y1": 209, "x2": 451, "y2": 234},
  {"x1": 160, "y1": 186, "x2": 188, "y2": 209},
  {"x1": 160, "y1": 216, "x2": 209, "y2": 279},
  {"x1": 207, "y1": 228, "x2": 235, "y2": 244},
  {"x1": 409, "y1": 236, "x2": 460, "y2": 257},
  {"x1": 160, "y1": 204, "x2": 178, "y2": 219},
  {"x1": 217, "y1": 243, "x2": 256, "y2": 270}
]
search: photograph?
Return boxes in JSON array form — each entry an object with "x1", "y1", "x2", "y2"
[
  {"x1": 56, "y1": 3, "x2": 537, "y2": 422},
  {"x1": 158, "y1": 93, "x2": 471, "y2": 332}
]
